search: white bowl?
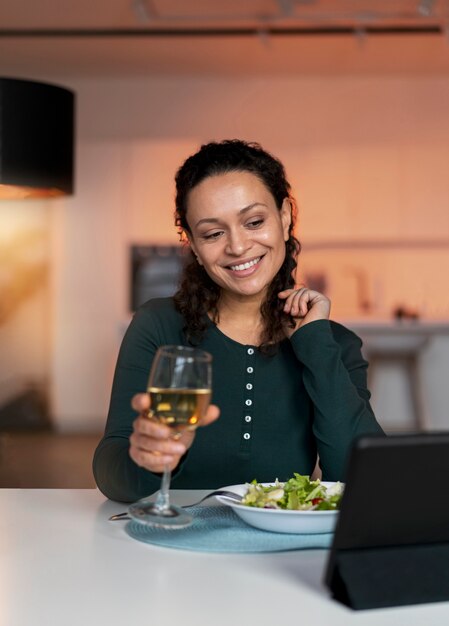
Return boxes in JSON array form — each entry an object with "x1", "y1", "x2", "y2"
[{"x1": 216, "y1": 482, "x2": 339, "y2": 534}]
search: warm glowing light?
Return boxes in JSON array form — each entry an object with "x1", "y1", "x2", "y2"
[{"x1": 0, "y1": 184, "x2": 65, "y2": 200}]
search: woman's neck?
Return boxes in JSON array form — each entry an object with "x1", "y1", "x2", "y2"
[{"x1": 214, "y1": 293, "x2": 264, "y2": 346}]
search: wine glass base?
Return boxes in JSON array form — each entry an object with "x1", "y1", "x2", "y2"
[{"x1": 128, "y1": 501, "x2": 193, "y2": 529}]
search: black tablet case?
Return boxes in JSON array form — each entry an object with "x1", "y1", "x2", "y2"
[{"x1": 325, "y1": 433, "x2": 449, "y2": 610}]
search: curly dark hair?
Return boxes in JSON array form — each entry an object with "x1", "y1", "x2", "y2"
[{"x1": 173, "y1": 139, "x2": 301, "y2": 353}]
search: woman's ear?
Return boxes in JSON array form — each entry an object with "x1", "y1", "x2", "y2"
[{"x1": 281, "y1": 198, "x2": 292, "y2": 241}]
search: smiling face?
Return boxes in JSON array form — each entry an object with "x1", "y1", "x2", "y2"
[{"x1": 185, "y1": 170, "x2": 291, "y2": 304}]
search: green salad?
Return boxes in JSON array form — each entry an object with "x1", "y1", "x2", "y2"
[{"x1": 240, "y1": 473, "x2": 344, "y2": 511}]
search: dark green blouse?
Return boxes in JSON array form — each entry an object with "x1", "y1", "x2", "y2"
[{"x1": 93, "y1": 298, "x2": 384, "y2": 502}]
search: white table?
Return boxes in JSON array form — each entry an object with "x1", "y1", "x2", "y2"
[{"x1": 1, "y1": 489, "x2": 448, "y2": 626}]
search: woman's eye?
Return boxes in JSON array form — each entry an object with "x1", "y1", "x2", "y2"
[
  {"x1": 247, "y1": 219, "x2": 264, "y2": 229},
  {"x1": 203, "y1": 231, "x2": 223, "y2": 240}
]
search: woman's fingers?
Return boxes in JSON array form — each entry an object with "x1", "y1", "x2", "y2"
[
  {"x1": 199, "y1": 403, "x2": 220, "y2": 427},
  {"x1": 279, "y1": 286, "x2": 310, "y2": 316},
  {"x1": 129, "y1": 446, "x2": 180, "y2": 473},
  {"x1": 129, "y1": 416, "x2": 187, "y2": 472},
  {"x1": 131, "y1": 392, "x2": 150, "y2": 413},
  {"x1": 278, "y1": 287, "x2": 331, "y2": 334},
  {"x1": 132, "y1": 415, "x2": 188, "y2": 453},
  {"x1": 131, "y1": 417, "x2": 185, "y2": 449},
  {"x1": 129, "y1": 396, "x2": 220, "y2": 473},
  {"x1": 133, "y1": 412, "x2": 172, "y2": 439}
]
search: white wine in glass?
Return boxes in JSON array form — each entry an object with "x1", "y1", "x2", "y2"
[
  {"x1": 147, "y1": 387, "x2": 211, "y2": 433},
  {"x1": 128, "y1": 345, "x2": 212, "y2": 528}
]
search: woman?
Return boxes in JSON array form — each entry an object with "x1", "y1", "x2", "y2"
[{"x1": 93, "y1": 139, "x2": 384, "y2": 503}]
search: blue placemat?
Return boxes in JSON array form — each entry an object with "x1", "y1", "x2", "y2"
[{"x1": 125, "y1": 505, "x2": 333, "y2": 553}]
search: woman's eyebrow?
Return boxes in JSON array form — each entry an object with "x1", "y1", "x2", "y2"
[{"x1": 194, "y1": 202, "x2": 267, "y2": 228}]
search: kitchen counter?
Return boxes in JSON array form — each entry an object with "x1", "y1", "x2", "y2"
[
  {"x1": 344, "y1": 319, "x2": 449, "y2": 335},
  {"x1": 343, "y1": 320, "x2": 449, "y2": 432}
]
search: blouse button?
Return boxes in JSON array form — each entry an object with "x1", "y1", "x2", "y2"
[
  {"x1": 245, "y1": 399, "x2": 252, "y2": 406},
  {"x1": 245, "y1": 415, "x2": 252, "y2": 423},
  {"x1": 247, "y1": 348, "x2": 254, "y2": 355},
  {"x1": 247, "y1": 366, "x2": 253, "y2": 374},
  {"x1": 246, "y1": 383, "x2": 253, "y2": 390},
  {"x1": 243, "y1": 433, "x2": 251, "y2": 440}
]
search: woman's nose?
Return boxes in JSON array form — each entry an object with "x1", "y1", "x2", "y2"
[{"x1": 225, "y1": 229, "x2": 250, "y2": 256}]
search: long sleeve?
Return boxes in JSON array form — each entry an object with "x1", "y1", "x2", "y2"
[
  {"x1": 93, "y1": 301, "x2": 187, "y2": 502},
  {"x1": 289, "y1": 319, "x2": 385, "y2": 481}
]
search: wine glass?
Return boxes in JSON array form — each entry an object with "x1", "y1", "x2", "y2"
[{"x1": 128, "y1": 345, "x2": 212, "y2": 528}]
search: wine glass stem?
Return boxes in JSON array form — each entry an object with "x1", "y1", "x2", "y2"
[{"x1": 154, "y1": 463, "x2": 171, "y2": 512}]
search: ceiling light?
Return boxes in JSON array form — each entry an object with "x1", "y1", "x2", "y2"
[{"x1": 0, "y1": 78, "x2": 75, "y2": 200}]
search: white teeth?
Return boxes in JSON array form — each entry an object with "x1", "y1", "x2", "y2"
[{"x1": 230, "y1": 257, "x2": 261, "y2": 271}]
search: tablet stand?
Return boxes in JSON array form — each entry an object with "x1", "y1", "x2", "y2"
[{"x1": 329, "y1": 542, "x2": 449, "y2": 610}]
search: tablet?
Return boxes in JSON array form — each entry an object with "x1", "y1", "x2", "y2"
[{"x1": 325, "y1": 432, "x2": 449, "y2": 609}]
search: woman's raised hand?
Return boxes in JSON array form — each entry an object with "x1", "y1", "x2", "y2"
[
  {"x1": 129, "y1": 393, "x2": 220, "y2": 473},
  {"x1": 278, "y1": 286, "x2": 331, "y2": 337}
]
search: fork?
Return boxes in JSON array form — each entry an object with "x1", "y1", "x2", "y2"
[{"x1": 108, "y1": 489, "x2": 242, "y2": 521}]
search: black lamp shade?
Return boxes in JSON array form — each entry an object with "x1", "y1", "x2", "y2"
[{"x1": 0, "y1": 77, "x2": 75, "y2": 199}]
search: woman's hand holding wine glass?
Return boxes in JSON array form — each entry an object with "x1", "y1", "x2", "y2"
[
  {"x1": 129, "y1": 392, "x2": 220, "y2": 474},
  {"x1": 128, "y1": 345, "x2": 217, "y2": 528}
]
